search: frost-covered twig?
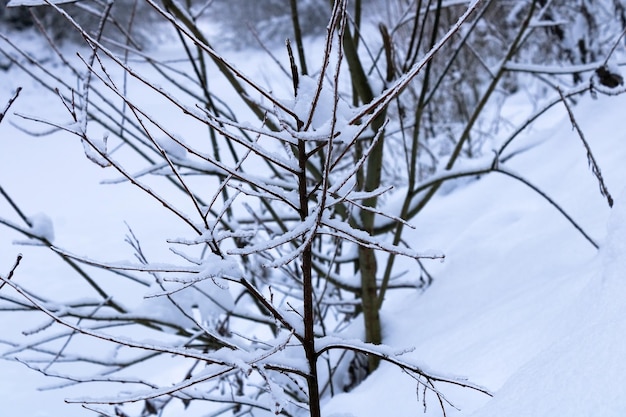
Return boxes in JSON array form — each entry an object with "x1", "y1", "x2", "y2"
[
  {"x1": 0, "y1": 274, "x2": 304, "y2": 379},
  {"x1": 557, "y1": 87, "x2": 613, "y2": 208},
  {"x1": 315, "y1": 338, "x2": 492, "y2": 397},
  {"x1": 0, "y1": 195, "x2": 123, "y2": 308}
]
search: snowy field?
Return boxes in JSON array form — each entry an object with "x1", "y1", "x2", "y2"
[{"x1": 2, "y1": 22, "x2": 626, "y2": 417}]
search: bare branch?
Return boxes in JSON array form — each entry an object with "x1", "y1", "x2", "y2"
[
  {"x1": 0, "y1": 87, "x2": 22, "y2": 124},
  {"x1": 0, "y1": 254, "x2": 22, "y2": 292},
  {"x1": 557, "y1": 87, "x2": 613, "y2": 208}
]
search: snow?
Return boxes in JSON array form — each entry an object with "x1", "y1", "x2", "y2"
[
  {"x1": 26, "y1": 212, "x2": 55, "y2": 242},
  {"x1": 155, "y1": 135, "x2": 188, "y2": 160},
  {"x1": 469, "y1": 187, "x2": 626, "y2": 417},
  {"x1": 3, "y1": 19, "x2": 626, "y2": 417},
  {"x1": 81, "y1": 134, "x2": 110, "y2": 168}
]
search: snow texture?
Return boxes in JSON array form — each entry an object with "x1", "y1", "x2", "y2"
[
  {"x1": 471, "y1": 187, "x2": 626, "y2": 417},
  {"x1": 27, "y1": 212, "x2": 55, "y2": 242}
]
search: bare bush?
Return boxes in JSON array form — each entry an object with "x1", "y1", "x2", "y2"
[{"x1": 1, "y1": 0, "x2": 625, "y2": 416}]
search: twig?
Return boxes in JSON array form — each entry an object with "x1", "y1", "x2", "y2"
[
  {"x1": 0, "y1": 254, "x2": 22, "y2": 292},
  {"x1": 603, "y1": 25, "x2": 626, "y2": 67},
  {"x1": 498, "y1": 82, "x2": 591, "y2": 159},
  {"x1": 557, "y1": 87, "x2": 613, "y2": 208},
  {"x1": 0, "y1": 185, "x2": 31, "y2": 226},
  {"x1": 316, "y1": 341, "x2": 493, "y2": 397},
  {"x1": 0, "y1": 87, "x2": 22, "y2": 124},
  {"x1": 496, "y1": 166, "x2": 599, "y2": 249},
  {"x1": 286, "y1": 39, "x2": 300, "y2": 99},
  {"x1": 0, "y1": 273, "x2": 230, "y2": 364}
]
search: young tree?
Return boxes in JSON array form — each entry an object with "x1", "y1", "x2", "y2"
[{"x1": 1, "y1": 0, "x2": 624, "y2": 416}]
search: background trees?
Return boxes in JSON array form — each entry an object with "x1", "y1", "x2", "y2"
[{"x1": 1, "y1": 0, "x2": 625, "y2": 416}]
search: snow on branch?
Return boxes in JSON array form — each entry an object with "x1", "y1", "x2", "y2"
[
  {"x1": 322, "y1": 212, "x2": 444, "y2": 260},
  {"x1": 315, "y1": 336, "x2": 493, "y2": 397},
  {"x1": 25, "y1": 213, "x2": 55, "y2": 243}
]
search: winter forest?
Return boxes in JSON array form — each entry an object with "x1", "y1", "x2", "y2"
[{"x1": 1, "y1": 0, "x2": 626, "y2": 416}]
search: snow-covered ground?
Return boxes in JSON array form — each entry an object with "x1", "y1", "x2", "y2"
[
  {"x1": 2, "y1": 25, "x2": 626, "y2": 417},
  {"x1": 325, "y1": 90, "x2": 626, "y2": 416}
]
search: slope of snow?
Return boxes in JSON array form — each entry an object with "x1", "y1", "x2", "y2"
[
  {"x1": 324, "y1": 92, "x2": 626, "y2": 416},
  {"x1": 471, "y1": 184, "x2": 626, "y2": 417},
  {"x1": 465, "y1": 100, "x2": 626, "y2": 417}
]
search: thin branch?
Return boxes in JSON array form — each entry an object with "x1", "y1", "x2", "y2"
[
  {"x1": 0, "y1": 87, "x2": 22, "y2": 124},
  {"x1": 316, "y1": 341, "x2": 492, "y2": 397},
  {"x1": 0, "y1": 185, "x2": 31, "y2": 226},
  {"x1": 0, "y1": 254, "x2": 22, "y2": 292},
  {"x1": 0, "y1": 274, "x2": 230, "y2": 364},
  {"x1": 557, "y1": 87, "x2": 613, "y2": 208},
  {"x1": 498, "y1": 83, "x2": 591, "y2": 159},
  {"x1": 495, "y1": 166, "x2": 598, "y2": 249}
]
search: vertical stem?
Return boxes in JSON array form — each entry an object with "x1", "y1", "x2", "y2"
[
  {"x1": 289, "y1": 0, "x2": 308, "y2": 75},
  {"x1": 339, "y1": 0, "x2": 385, "y2": 372},
  {"x1": 358, "y1": 246, "x2": 382, "y2": 372},
  {"x1": 298, "y1": 139, "x2": 321, "y2": 417},
  {"x1": 358, "y1": 112, "x2": 386, "y2": 375}
]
